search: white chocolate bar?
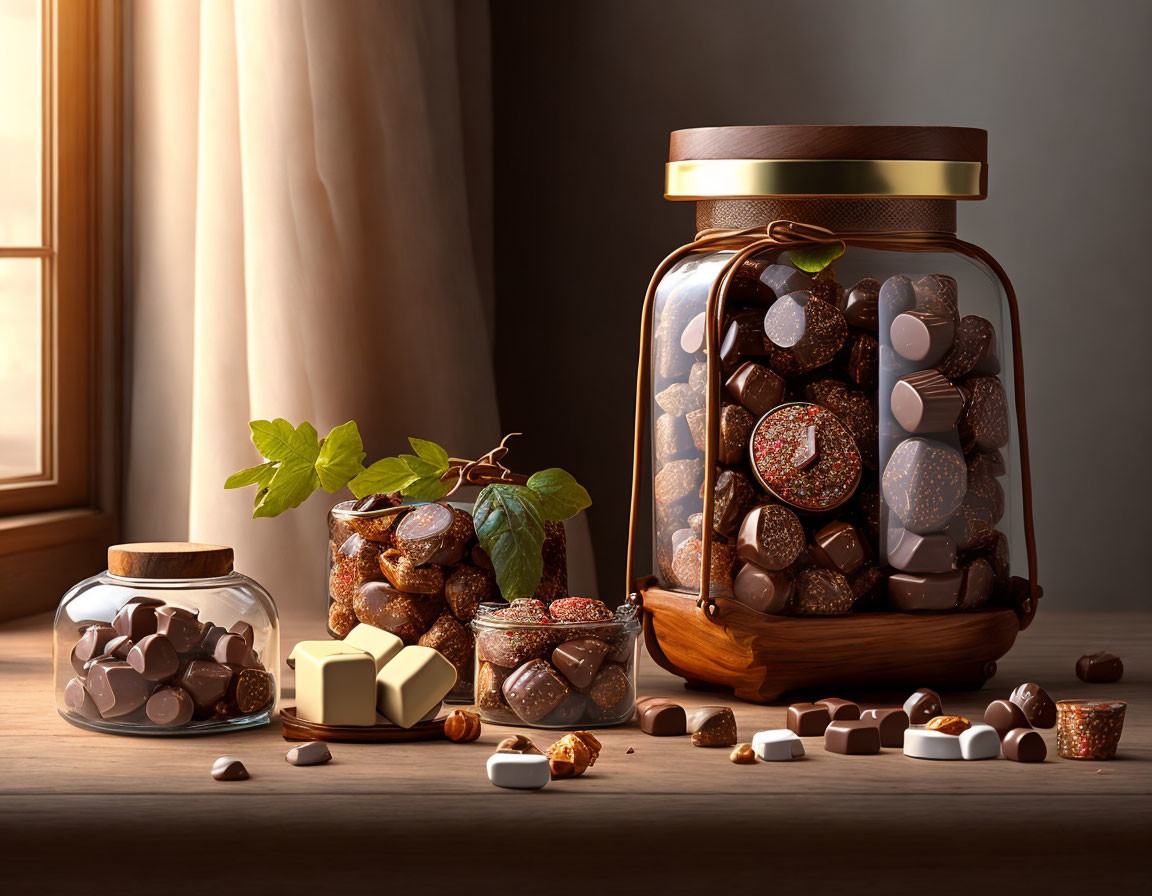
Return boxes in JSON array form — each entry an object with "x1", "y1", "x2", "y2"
[
  {"x1": 958, "y1": 724, "x2": 1000, "y2": 760},
  {"x1": 903, "y1": 727, "x2": 963, "y2": 760},
  {"x1": 486, "y1": 753, "x2": 550, "y2": 790},
  {"x1": 751, "y1": 729, "x2": 805, "y2": 761},
  {"x1": 343, "y1": 624, "x2": 404, "y2": 672},
  {"x1": 293, "y1": 641, "x2": 377, "y2": 727},
  {"x1": 375, "y1": 646, "x2": 457, "y2": 729}
]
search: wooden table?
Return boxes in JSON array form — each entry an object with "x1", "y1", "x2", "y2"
[{"x1": 1, "y1": 612, "x2": 1147, "y2": 894}]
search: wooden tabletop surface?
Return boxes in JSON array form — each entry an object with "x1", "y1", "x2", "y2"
[{"x1": 1, "y1": 611, "x2": 1147, "y2": 894}]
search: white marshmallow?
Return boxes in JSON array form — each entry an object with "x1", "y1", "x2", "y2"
[
  {"x1": 903, "y1": 727, "x2": 964, "y2": 760},
  {"x1": 487, "y1": 753, "x2": 550, "y2": 790},
  {"x1": 751, "y1": 729, "x2": 805, "y2": 761},
  {"x1": 959, "y1": 724, "x2": 1001, "y2": 760}
]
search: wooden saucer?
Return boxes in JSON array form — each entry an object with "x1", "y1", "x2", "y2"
[{"x1": 280, "y1": 707, "x2": 448, "y2": 743}]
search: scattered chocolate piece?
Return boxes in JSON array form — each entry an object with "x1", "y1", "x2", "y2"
[
  {"x1": 809, "y1": 521, "x2": 866, "y2": 575},
  {"x1": 840, "y1": 277, "x2": 881, "y2": 329},
  {"x1": 1076, "y1": 651, "x2": 1124, "y2": 684},
  {"x1": 1002, "y1": 727, "x2": 1046, "y2": 762},
  {"x1": 732, "y1": 562, "x2": 794, "y2": 614},
  {"x1": 145, "y1": 686, "x2": 195, "y2": 727},
  {"x1": 286, "y1": 741, "x2": 332, "y2": 766},
  {"x1": 888, "y1": 571, "x2": 962, "y2": 611},
  {"x1": 891, "y1": 370, "x2": 965, "y2": 434},
  {"x1": 816, "y1": 698, "x2": 860, "y2": 721},
  {"x1": 983, "y1": 699, "x2": 1031, "y2": 739},
  {"x1": 638, "y1": 698, "x2": 687, "y2": 736},
  {"x1": 882, "y1": 437, "x2": 967, "y2": 534},
  {"x1": 890, "y1": 310, "x2": 955, "y2": 365},
  {"x1": 793, "y1": 568, "x2": 855, "y2": 615},
  {"x1": 725, "y1": 361, "x2": 786, "y2": 417},
  {"x1": 736, "y1": 504, "x2": 805, "y2": 571},
  {"x1": 689, "y1": 706, "x2": 738, "y2": 747},
  {"x1": 926, "y1": 715, "x2": 970, "y2": 736},
  {"x1": 859, "y1": 708, "x2": 909, "y2": 747},
  {"x1": 626, "y1": 747, "x2": 635, "y2": 754},
  {"x1": 730, "y1": 743, "x2": 757, "y2": 764},
  {"x1": 211, "y1": 756, "x2": 249, "y2": 782},
  {"x1": 904, "y1": 688, "x2": 943, "y2": 724},
  {"x1": 497, "y1": 734, "x2": 542, "y2": 755},
  {"x1": 1010, "y1": 682, "x2": 1057, "y2": 728},
  {"x1": 824, "y1": 721, "x2": 881, "y2": 754},
  {"x1": 1056, "y1": 700, "x2": 1126, "y2": 760},
  {"x1": 787, "y1": 703, "x2": 832, "y2": 737}
]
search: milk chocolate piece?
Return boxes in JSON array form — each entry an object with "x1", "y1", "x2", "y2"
[
  {"x1": 887, "y1": 527, "x2": 957, "y2": 573},
  {"x1": 882, "y1": 437, "x2": 967, "y2": 533},
  {"x1": 286, "y1": 741, "x2": 332, "y2": 766},
  {"x1": 718, "y1": 404, "x2": 755, "y2": 465},
  {"x1": 763, "y1": 290, "x2": 847, "y2": 370},
  {"x1": 840, "y1": 277, "x2": 881, "y2": 329},
  {"x1": 235, "y1": 668, "x2": 273, "y2": 713},
  {"x1": 126, "y1": 634, "x2": 180, "y2": 682},
  {"x1": 1056, "y1": 700, "x2": 1126, "y2": 760},
  {"x1": 655, "y1": 412, "x2": 695, "y2": 462},
  {"x1": 736, "y1": 504, "x2": 805, "y2": 570},
  {"x1": 146, "y1": 686, "x2": 195, "y2": 727},
  {"x1": 502, "y1": 659, "x2": 570, "y2": 723},
  {"x1": 760, "y1": 263, "x2": 813, "y2": 298},
  {"x1": 588, "y1": 664, "x2": 630, "y2": 709},
  {"x1": 890, "y1": 310, "x2": 955, "y2": 365},
  {"x1": 879, "y1": 274, "x2": 916, "y2": 318},
  {"x1": 689, "y1": 706, "x2": 738, "y2": 747},
  {"x1": 1009, "y1": 682, "x2": 1057, "y2": 728},
  {"x1": 1076, "y1": 651, "x2": 1124, "y2": 683},
  {"x1": 177, "y1": 659, "x2": 236, "y2": 717},
  {"x1": 959, "y1": 376, "x2": 1009, "y2": 452},
  {"x1": 74, "y1": 624, "x2": 117, "y2": 666},
  {"x1": 685, "y1": 406, "x2": 707, "y2": 454},
  {"x1": 552, "y1": 638, "x2": 609, "y2": 690},
  {"x1": 958, "y1": 557, "x2": 994, "y2": 610},
  {"x1": 816, "y1": 698, "x2": 860, "y2": 721},
  {"x1": 786, "y1": 703, "x2": 831, "y2": 736},
  {"x1": 477, "y1": 662, "x2": 512, "y2": 714},
  {"x1": 888, "y1": 571, "x2": 962, "y2": 611},
  {"x1": 800, "y1": 378, "x2": 879, "y2": 470},
  {"x1": 945, "y1": 473, "x2": 1004, "y2": 550},
  {"x1": 476, "y1": 624, "x2": 555, "y2": 669},
  {"x1": 725, "y1": 361, "x2": 785, "y2": 417},
  {"x1": 824, "y1": 720, "x2": 881, "y2": 754},
  {"x1": 211, "y1": 756, "x2": 249, "y2": 782},
  {"x1": 809, "y1": 521, "x2": 866, "y2": 575},
  {"x1": 543, "y1": 692, "x2": 589, "y2": 726},
  {"x1": 913, "y1": 274, "x2": 960, "y2": 325},
  {"x1": 720, "y1": 311, "x2": 771, "y2": 371},
  {"x1": 354, "y1": 582, "x2": 443, "y2": 643},
  {"x1": 655, "y1": 458, "x2": 704, "y2": 506},
  {"x1": 64, "y1": 677, "x2": 101, "y2": 720},
  {"x1": 938, "y1": 315, "x2": 999, "y2": 379},
  {"x1": 112, "y1": 598, "x2": 162, "y2": 642},
  {"x1": 891, "y1": 370, "x2": 965, "y2": 434},
  {"x1": 1002, "y1": 727, "x2": 1046, "y2": 762},
  {"x1": 859, "y1": 708, "x2": 909, "y2": 747},
  {"x1": 418, "y1": 614, "x2": 474, "y2": 681},
  {"x1": 213, "y1": 632, "x2": 253, "y2": 667},
  {"x1": 155, "y1": 608, "x2": 203, "y2": 654},
  {"x1": 104, "y1": 634, "x2": 134, "y2": 660},
  {"x1": 793, "y1": 568, "x2": 855, "y2": 616},
  {"x1": 983, "y1": 699, "x2": 1030, "y2": 739},
  {"x1": 732, "y1": 562, "x2": 793, "y2": 614},
  {"x1": 496, "y1": 734, "x2": 543, "y2": 755},
  {"x1": 638, "y1": 698, "x2": 687, "y2": 736},
  {"x1": 847, "y1": 333, "x2": 879, "y2": 388},
  {"x1": 904, "y1": 689, "x2": 943, "y2": 724},
  {"x1": 710, "y1": 469, "x2": 756, "y2": 537},
  {"x1": 441, "y1": 566, "x2": 491, "y2": 624},
  {"x1": 86, "y1": 660, "x2": 151, "y2": 719},
  {"x1": 850, "y1": 565, "x2": 884, "y2": 604}
]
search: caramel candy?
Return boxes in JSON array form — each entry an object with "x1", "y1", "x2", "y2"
[
  {"x1": 983, "y1": 699, "x2": 1030, "y2": 739},
  {"x1": 327, "y1": 601, "x2": 358, "y2": 637},
  {"x1": 958, "y1": 557, "x2": 994, "y2": 610},
  {"x1": 904, "y1": 688, "x2": 943, "y2": 724},
  {"x1": 502, "y1": 659, "x2": 571, "y2": 723},
  {"x1": 736, "y1": 504, "x2": 805, "y2": 571},
  {"x1": 787, "y1": 703, "x2": 831, "y2": 737},
  {"x1": 689, "y1": 706, "x2": 738, "y2": 747},
  {"x1": 888, "y1": 571, "x2": 962, "y2": 611},
  {"x1": 763, "y1": 290, "x2": 847, "y2": 370},
  {"x1": 670, "y1": 536, "x2": 734, "y2": 595},
  {"x1": 887, "y1": 526, "x2": 957, "y2": 573},
  {"x1": 891, "y1": 370, "x2": 965, "y2": 434},
  {"x1": 878, "y1": 274, "x2": 916, "y2": 318},
  {"x1": 725, "y1": 361, "x2": 785, "y2": 417},
  {"x1": 913, "y1": 274, "x2": 960, "y2": 326},
  {"x1": 732, "y1": 562, "x2": 793, "y2": 614},
  {"x1": 859, "y1": 708, "x2": 909, "y2": 747},
  {"x1": 146, "y1": 686, "x2": 195, "y2": 727},
  {"x1": 1076, "y1": 651, "x2": 1124, "y2": 684},
  {"x1": 938, "y1": 315, "x2": 999, "y2": 379},
  {"x1": 354, "y1": 582, "x2": 444, "y2": 643},
  {"x1": 959, "y1": 376, "x2": 1009, "y2": 452},
  {"x1": 378, "y1": 549, "x2": 444, "y2": 595},
  {"x1": 443, "y1": 565, "x2": 495, "y2": 623},
  {"x1": 809, "y1": 521, "x2": 866, "y2": 576},
  {"x1": 1010, "y1": 682, "x2": 1057, "y2": 728},
  {"x1": 1002, "y1": 727, "x2": 1046, "y2": 762},
  {"x1": 552, "y1": 638, "x2": 609, "y2": 690},
  {"x1": 882, "y1": 437, "x2": 967, "y2": 534},
  {"x1": 793, "y1": 568, "x2": 855, "y2": 616},
  {"x1": 890, "y1": 310, "x2": 955, "y2": 365},
  {"x1": 825, "y1": 721, "x2": 881, "y2": 754},
  {"x1": 840, "y1": 277, "x2": 881, "y2": 329},
  {"x1": 343, "y1": 493, "x2": 405, "y2": 542}
]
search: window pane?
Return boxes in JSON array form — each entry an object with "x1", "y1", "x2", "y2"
[
  {"x1": 0, "y1": 0, "x2": 43, "y2": 245},
  {"x1": 0, "y1": 258, "x2": 43, "y2": 478}
]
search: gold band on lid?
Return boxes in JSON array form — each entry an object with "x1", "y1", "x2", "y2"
[{"x1": 665, "y1": 159, "x2": 985, "y2": 200}]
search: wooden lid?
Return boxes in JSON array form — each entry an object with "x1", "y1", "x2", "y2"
[
  {"x1": 669, "y1": 125, "x2": 987, "y2": 163},
  {"x1": 108, "y1": 543, "x2": 234, "y2": 579}
]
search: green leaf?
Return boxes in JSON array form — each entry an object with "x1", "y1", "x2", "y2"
[
  {"x1": 473, "y1": 483, "x2": 546, "y2": 600},
  {"x1": 789, "y1": 242, "x2": 845, "y2": 273},
  {"x1": 225, "y1": 462, "x2": 275, "y2": 490},
  {"x1": 399, "y1": 453, "x2": 441, "y2": 479},
  {"x1": 315, "y1": 421, "x2": 366, "y2": 493},
  {"x1": 349, "y1": 457, "x2": 418, "y2": 499},
  {"x1": 252, "y1": 462, "x2": 320, "y2": 518},
  {"x1": 249, "y1": 419, "x2": 321, "y2": 466},
  {"x1": 526, "y1": 467, "x2": 591, "y2": 522},
  {"x1": 408, "y1": 437, "x2": 450, "y2": 472},
  {"x1": 402, "y1": 475, "x2": 449, "y2": 503}
]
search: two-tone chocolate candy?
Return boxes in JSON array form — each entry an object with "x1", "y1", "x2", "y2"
[
  {"x1": 890, "y1": 310, "x2": 955, "y2": 365},
  {"x1": 763, "y1": 290, "x2": 847, "y2": 370},
  {"x1": 891, "y1": 370, "x2": 965, "y2": 434}
]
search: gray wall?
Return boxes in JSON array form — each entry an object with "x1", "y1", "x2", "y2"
[{"x1": 491, "y1": 0, "x2": 1152, "y2": 610}]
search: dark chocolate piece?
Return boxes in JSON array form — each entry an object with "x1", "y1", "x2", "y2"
[
  {"x1": 155, "y1": 607, "x2": 203, "y2": 654},
  {"x1": 709, "y1": 469, "x2": 756, "y2": 537},
  {"x1": 881, "y1": 437, "x2": 967, "y2": 534},
  {"x1": 840, "y1": 277, "x2": 881, "y2": 329},
  {"x1": 112, "y1": 598, "x2": 162, "y2": 642},
  {"x1": 724, "y1": 361, "x2": 785, "y2": 417},
  {"x1": 637, "y1": 698, "x2": 687, "y2": 736},
  {"x1": 235, "y1": 668, "x2": 273, "y2": 713},
  {"x1": 793, "y1": 568, "x2": 855, "y2": 615},
  {"x1": 959, "y1": 376, "x2": 1009, "y2": 452},
  {"x1": 891, "y1": 370, "x2": 965, "y2": 434},
  {"x1": 878, "y1": 274, "x2": 916, "y2": 318},
  {"x1": 983, "y1": 699, "x2": 1030, "y2": 739},
  {"x1": 945, "y1": 473, "x2": 1004, "y2": 551},
  {"x1": 197, "y1": 624, "x2": 228, "y2": 656},
  {"x1": 228, "y1": 621, "x2": 255, "y2": 649},
  {"x1": 763, "y1": 290, "x2": 847, "y2": 370},
  {"x1": 816, "y1": 698, "x2": 860, "y2": 721},
  {"x1": 126, "y1": 634, "x2": 180, "y2": 682},
  {"x1": 904, "y1": 688, "x2": 943, "y2": 724},
  {"x1": 718, "y1": 404, "x2": 755, "y2": 466},
  {"x1": 720, "y1": 311, "x2": 771, "y2": 372},
  {"x1": 1009, "y1": 682, "x2": 1057, "y2": 728},
  {"x1": 732, "y1": 562, "x2": 793, "y2": 614},
  {"x1": 588, "y1": 664, "x2": 630, "y2": 710},
  {"x1": 890, "y1": 310, "x2": 955, "y2": 365},
  {"x1": 809, "y1": 521, "x2": 866, "y2": 575},
  {"x1": 787, "y1": 703, "x2": 831, "y2": 737},
  {"x1": 801, "y1": 379, "x2": 878, "y2": 471},
  {"x1": 958, "y1": 557, "x2": 994, "y2": 610},
  {"x1": 913, "y1": 274, "x2": 959, "y2": 325},
  {"x1": 502, "y1": 659, "x2": 571, "y2": 723},
  {"x1": 888, "y1": 571, "x2": 962, "y2": 611},
  {"x1": 1076, "y1": 652, "x2": 1124, "y2": 684},
  {"x1": 105, "y1": 635, "x2": 134, "y2": 660},
  {"x1": 847, "y1": 333, "x2": 879, "y2": 389},
  {"x1": 887, "y1": 526, "x2": 957, "y2": 573},
  {"x1": 1002, "y1": 727, "x2": 1046, "y2": 762},
  {"x1": 444, "y1": 565, "x2": 495, "y2": 623},
  {"x1": 736, "y1": 504, "x2": 805, "y2": 571},
  {"x1": 968, "y1": 449, "x2": 1007, "y2": 479},
  {"x1": 85, "y1": 660, "x2": 151, "y2": 719},
  {"x1": 551, "y1": 638, "x2": 610, "y2": 690},
  {"x1": 146, "y1": 686, "x2": 195, "y2": 727},
  {"x1": 859, "y1": 708, "x2": 909, "y2": 747},
  {"x1": 824, "y1": 720, "x2": 881, "y2": 754},
  {"x1": 938, "y1": 315, "x2": 999, "y2": 379},
  {"x1": 689, "y1": 706, "x2": 738, "y2": 747},
  {"x1": 177, "y1": 659, "x2": 234, "y2": 716}
]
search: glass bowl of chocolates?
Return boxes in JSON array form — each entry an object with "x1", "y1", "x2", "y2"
[
  {"x1": 53, "y1": 543, "x2": 279, "y2": 735},
  {"x1": 472, "y1": 597, "x2": 640, "y2": 729}
]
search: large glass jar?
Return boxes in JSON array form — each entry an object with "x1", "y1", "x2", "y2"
[
  {"x1": 54, "y1": 543, "x2": 279, "y2": 734},
  {"x1": 628, "y1": 126, "x2": 1040, "y2": 700},
  {"x1": 327, "y1": 495, "x2": 570, "y2": 704}
]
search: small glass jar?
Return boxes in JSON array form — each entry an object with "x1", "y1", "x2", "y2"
[
  {"x1": 53, "y1": 543, "x2": 279, "y2": 735},
  {"x1": 472, "y1": 605, "x2": 640, "y2": 729}
]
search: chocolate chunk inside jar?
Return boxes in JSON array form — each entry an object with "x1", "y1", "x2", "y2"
[{"x1": 54, "y1": 543, "x2": 279, "y2": 735}]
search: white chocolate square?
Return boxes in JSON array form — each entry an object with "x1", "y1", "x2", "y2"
[
  {"x1": 293, "y1": 641, "x2": 377, "y2": 727},
  {"x1": 343, "y1": 624, "x2": 404, "y2": 672},
  {"x1": 375, "y1": 646, "x2": 457, "y2": 728},
  {"x1": 903, "y1": 727, "x2": 963, "y2": 760},
  {"x1": 751, "y1": 729, "x2": 805, "y2": 761},
  {"x1": 487, "y1": 753, "x2": 550, "y2": 790},
  {"x1": 959, "y1": 724, "x2": 1000, "y2": 760}
]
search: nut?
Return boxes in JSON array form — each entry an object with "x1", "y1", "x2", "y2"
[
  {"x1": 443, "y1": 709, "x2": 482, "y2": 743},
  {"x1": 496, "y1": 734, "x2": 542, "y2": 755},
  {"x1": 570, "y1": 730, "x2": 602, "y2": 767},
  {"x1": 730, "y1": 743, "x2": 757, "y2": 764},
  {"x1": 547, "y1": 733, "x2": 593, "y2": 779},
  {"x1": 925, "y1": 715, "x2": 971, "y2": 736}
]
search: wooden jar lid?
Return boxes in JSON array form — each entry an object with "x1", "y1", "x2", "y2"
[
  {"x1": 108, "y1": 543, "x2": 234, "y2": 579},
  {"x1": 666, "y1": 125, "x2": 988, "y2": 200}
]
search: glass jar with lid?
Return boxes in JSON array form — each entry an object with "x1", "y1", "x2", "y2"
[
  {"x1": 54, "y1": 542, "x2": 279, "y2": 734},
  {"x1": 626, "y1": 125, "x2": 1040, "y2": 701}
]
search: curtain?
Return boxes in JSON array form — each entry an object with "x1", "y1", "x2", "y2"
[{"x1": 127, "y1": 0, "x2": 595, "y2": 621}]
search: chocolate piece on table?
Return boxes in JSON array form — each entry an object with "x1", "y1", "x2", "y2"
[
  {"x1": 235, "y1": 668, "x2": 273, "y2": 714},
  {"x1": 86, "y1": 660, "x2": 151, "y2": 719},
  {"x1": 155, "y1": 608, "x2": 203, "y2": 654},
  {"x1": 787, "y1": 703, "x2": 833, "y2": 737},
  {"x1": 146, "y1": 686, "x2": 195, "y2": 727},
  {"x1": 1056, "y1": 700, "x2": 1126, "y2": 760},
  {"x1": 903, "y1": 728, "x2": 963, "y2": 760},
  {"x1": 213, "y1": 632, "x2": 253, "y2": 667},
  {"x1": 945, "y1": 473, "x2": 1004, "y2": 550},
  {"x1": 878, "y1": 274, "x2": 916, "y2": 318},
  {"x1": 552, "y1": 638, "x2": 610, "y2": 690},
  {"x1": 680, "y1": 311, "x2": 707, "y2": 354},
  {"x1": 343, "y1": 623, "x2": 404, "y2": 672},
  {"x1": 718, "y1": 404, "x2": 755, "y2": 465},
  {"x1": 112, "y1": 598, "x2": 162, "y2": 642},
  {"x1": 959, "y1": 724, "x2": 1000, "y2": 760},
  {"x1": 126, "y1": 634, "x2": 180, "y2": 682},
  {"x1": 719, "y1": 311, "x2": 771, "y2": 372},
  {"x1": 732, "y1": 562, "x2": 794, "y2": 614},
  {"x1": 763, "y1": 290, "x2": 847, "y2": 370},
  {"x1": 925, "y1": 715, "x2": 971, "y2": 736},
  {"x1": 891, "y1": 370, "x2": 965, "y2": 434},
  {"x1": 840, "y1": 277, "x2": 881, "y2": 330},
  {"x1": 886, "y1": 526, "x2": 957, "y2": 573},
  {"x1": 1009, "y1": 682, "x2": 1056, "y2": 728},
  {"x1": 353, "y1": 582, "x2": 443, "y2": 644},
  {"x1": 286, "y1": 741, "x2": 332, "y2": 766},
  {"x1": 983, "y1": 699, "x2": 1031, "y2": 739},
  {"x1": 655, "y1": 412, "x2": 695, "y2": 463},
  {"x1": 689, "y1": 706, "x2": 738, "y2": 747},
  {"x1": 889, "y1": 310, "x2": 955, "y2": 365},
  {"x1": 881, "y1": 437, "x2": 967, "y2": 534},
  {"x1": 502, "y1": 658, "x2": 571, "y2": 723},
  {"x1": 938, "y1": 315, "x2": 999, "y2": 379},
  {"x1": 670, "y1": 536, "x2": 734, "y2": 595},
  {"x1": 888, "y1": 571, "x2": 962, "y2": 611},
  {"x1": 752, "y1": 729, "x2": 805, "y2": 761},
  {"x1": 824, "y1": 721, "x2": 881, "y2": 755},
  {"x1": 957, "y1": 557, "x2": 994, "y2": 610},
  {"x1": 74, "y1": 624, "x2": 117, "y2": 666},
  {"x1": 1002, "y1": 727, "x2": 1046, "y2": 762},
  {"x1": 487, "y1": 753, "x2": 550, "y2": 790},
  {"x1": 711, "y1": 469, "x2": 756, "y2": 537},
  {"x1": 809, "y1": 521, "x2": 866, "y2": 575},
  {"x1": 793, "y1": 568, "x2": 855, "y2": 616},
  {"x1": 847, "y1": 333, "x2": 879, "y2": 388},
  {"x1": 816, "y1": 698, "x2": 860, "y2": 721},
  {"x1": 654, "y1": 458, "x2": 704, "y2": 506},
  {"x1": 63, "y1": 677, "x2": 101, "y2": 720},
  {"x1": 959, "y1": 376, "x2": 1009, "y2": 452},
  {"x1": 859, "y1": 708, "x2": 909, "y2": 747},
  {"x1": 292, "y1": 641, "x2": 377, "y2": 727},
  {"x1": 759, "y1": 263, "x2": 813, "y2": 298},
  {"x1": 725, "y1": 361, "x2": 785, "y2": 417},
  {"x1": 750, "y1": 403, "x2": 863, "y2": 511},
  {"x1": 588, "y1": 664, "x2": 630, "y2": 709},
  {"x1": 913, "y1": 274, "x2": 960, "y2": 325},
  {"x1": 904, "y1": 688, "x2": 943, "y2": 724},
  {"x1": 211, "y1": 756, "x2": 249, "y2": 782},
  {"x1": 1076, "y1": 651, "x2": 1124, "y2": 684},
  {"x1": 377, "y1": 645, "x2": 458, "y2": 729},
  {"x1": 638, "y1": 699, "x2": 687, "y2": 736}
]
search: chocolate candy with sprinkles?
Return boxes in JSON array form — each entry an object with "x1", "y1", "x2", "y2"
[
  {"x1": 736, "y1": 504, "x2": 805, "y2": 571},
  {"x1": 671, "y1": 536, "x2": 735, "y2": 595},
  {"x1": 938, "y1": 315, "x2": 999, "y2": 379},
  {"x1": 654, "y1": 458, "x2": 704, "y2": 507},
  {"x1": 913, "y1": 273, "x2": 960, "y2": 326},
  {"x1": 750, "y1": 403, "x2": 863, "y2": 511},
  {"x1": 763, "y1": 290, "x2": 848, "y2": 370},
  {"x1": 882, "y1": 437, "x2": 967, "y2": 534},
  {"x1": 793, "y1": 568, "x2": 855, "y2": 616},
  {"x1": 718, "y1": 404, "x2": 755, "y2": 465},
  {"x1": 1056, "y1": 699, "x2": 1126, "y2": 760},
  {"x1": 945, "y1": 473, "x2": 1004, "y2": 550},
  {"x1": 959, "y1": 376, "x2": 1009, "y2": 452},
  {"x1": 709, "y1": 469, "x2": 757, "y2": 537}
]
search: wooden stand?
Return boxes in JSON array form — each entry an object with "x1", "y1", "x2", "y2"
[
  {"x1": 280, "y1": 707, "x2": 448, "y2": 743},
  {"x1": 638, "y1": 578, "x2": 1019, "y2": 703}
]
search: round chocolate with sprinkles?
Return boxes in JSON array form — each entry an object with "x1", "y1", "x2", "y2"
[
  {"x1": 913, "y1": 273, "x2": 960, "y2": 326},
  {"x1": 938, "y1": 315, "x2": 999, "y2": 379},
  {"x1": 959, "y1": 376, "x2": 1009, "y2": 452},
  {"x1": 763, "y1": 290, "x2": 848, "y2": 371},
  {"x1": 793, "y1": 568, "x2": 856, "y2": 616},
  {"x1": 736, "y1": 504, "x2": 806, "y2": 571},
  {"x1": 882, "y1": 437, "x2": 967, "y2": 534}
]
